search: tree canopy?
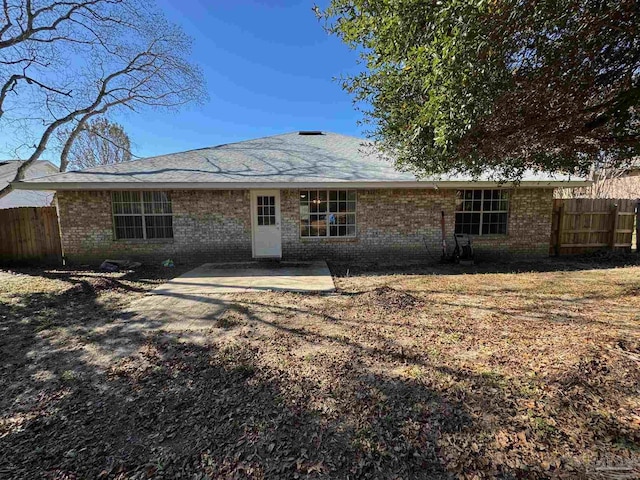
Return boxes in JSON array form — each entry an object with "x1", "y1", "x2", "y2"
[{"x1": 320, "y1": 0, "x2": 640, "y2": 181}]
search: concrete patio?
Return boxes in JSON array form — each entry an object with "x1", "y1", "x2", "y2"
[{"x1": 151, "y1": 260, "x2": 336, "y2": 295}]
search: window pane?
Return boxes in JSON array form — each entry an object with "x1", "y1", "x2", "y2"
[
  {"x1": 347, "y1": 190, "x2": 356, "y2": 201},
  {"x1": 300, "y1": 191, "x2": 309, "y2": 203},
  {"x1": 347, "y1": 201, "x2": 356, "y2": 212},
  {"x1": 114, "y1": 215, "x2": 143, "y2": 239},
  {"x1": 144, "y1": 191, "x2": 172, "y2": 214},
  {"x1": 145, "y1": 215, "x2": 173, "y2": 239},
  {"x1": 329, "y1": 190, "x2": 338, "y2": 201},
  {"x1": 112, "y1": 191, "x2": 142, "y2": 214},
  {"x1": 310, "y1": 215, "x2": 326, "y2": 236}
]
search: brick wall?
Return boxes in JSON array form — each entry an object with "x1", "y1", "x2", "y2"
[
  {"x1": 57, "y1": 187, "x2": 553, "y2": 264},
  {"x1": 57, "y1": 190, "x2": 252, "y2": 264},
  {"x1": 281, "y1": 188, "x2": 554, "y2": 261}
]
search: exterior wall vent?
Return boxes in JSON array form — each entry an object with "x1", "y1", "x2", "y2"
[{"x1": 298, "y1": 131, "x2": 324, "y2": 135}]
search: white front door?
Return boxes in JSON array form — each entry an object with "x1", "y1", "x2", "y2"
[{"x1": 251, "y1": 190, "x2": 282, "y2": 258}]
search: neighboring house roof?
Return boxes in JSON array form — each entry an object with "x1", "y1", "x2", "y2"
[
  {"x1": 0, "y1": 160, "x2": 58, "y2": 208},
  {"x1": 13, "y1": 132, "x2": 589, "y2": 191}
]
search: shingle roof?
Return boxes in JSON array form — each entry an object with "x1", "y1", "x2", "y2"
[
  {"x1": 0, "y1": 160, "x2": 57, "y2": 208},
  {"x1": 13, "y1": 132, "x2": 589, "y2": 189}
]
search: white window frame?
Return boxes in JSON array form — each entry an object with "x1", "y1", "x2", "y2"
[
  {"x1": 455, "y1": 189, "x2": 509, "y2": 236},
  {"x1": 299, "y1": 189, "x2": 357, "y2": 238},
  {"x1": 111, "y1": 191, "x2": 173, "y2": 240}
]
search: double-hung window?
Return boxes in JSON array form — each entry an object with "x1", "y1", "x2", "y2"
[
  {"x1": 300, "y1": 190, "x2": 356, "y2": 237},
  {"x1": 455, "y1": 190, "x2": 509, "y2": 235},
  {"x1": 112, "y1": 191, "x2": 173, "y2": 240}
]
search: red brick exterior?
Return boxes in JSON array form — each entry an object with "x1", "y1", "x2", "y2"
[{"x1": 56, "y1": 187, "x2": 554, "y2": 264}]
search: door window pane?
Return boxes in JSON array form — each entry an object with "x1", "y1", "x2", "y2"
[{"x1": 257, "y1": 196, "x2": 276, "y2": 226}]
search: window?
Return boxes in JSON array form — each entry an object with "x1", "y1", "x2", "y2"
[
  {"x1": 300, "y1": 190, "x2": 356, "y2": 237},
  {"x1": 455, "y1": 190, "x2": 508, "y2": 235},
  {"x1": 256, "y1": 195, "x2": 276, "y2": 225},
  {"x1": 112, "y1": 191, "x2": 173, "y2": 239}
]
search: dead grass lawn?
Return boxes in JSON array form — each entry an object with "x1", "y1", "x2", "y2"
[{"x1": 1, "y1": 261, "x2": 639, "y2": 479}]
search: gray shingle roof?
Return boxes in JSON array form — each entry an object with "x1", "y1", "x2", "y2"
[
  {"x1": 0, "y1": 160, "x2": 57, "y2": 208},
  {"x1": 13, "y1": 132, "x2": 589, "y2": 189}
]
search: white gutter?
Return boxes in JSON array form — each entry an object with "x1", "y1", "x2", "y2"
[{"x1": 11, "y1": 179, "x2": 591, "y2": 191}]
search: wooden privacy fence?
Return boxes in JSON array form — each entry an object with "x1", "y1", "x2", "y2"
[
  {"x1": 550, "y1": 198, "x2": 637, "y2": 255},
  {"x1": 0, "y1": 207, "x2": 62, "y2": 263}
]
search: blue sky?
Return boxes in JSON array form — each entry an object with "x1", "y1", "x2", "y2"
[
  {"x1": 0, "y1": 0, "x2": 363, "y2": 162},
  {"x1": 120, "y1": 0, "x2": 362, "y2": 158}
]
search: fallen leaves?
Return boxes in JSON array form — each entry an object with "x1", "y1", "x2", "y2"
[{"x1": 1, "y1": 263, "x2": 640, "y2": 478}]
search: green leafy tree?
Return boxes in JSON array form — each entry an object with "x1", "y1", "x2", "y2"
[{"x1": 319, "y1": 0, "x2": 640, "y2": 181}]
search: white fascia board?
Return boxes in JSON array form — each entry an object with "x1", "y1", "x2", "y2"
[{"x1": 12, "y1": 179, "x2": 591, "y2": 191}]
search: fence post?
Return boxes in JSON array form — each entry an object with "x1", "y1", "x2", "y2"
[
  {"x1": 636, "y1": 199, "x2": 640, "y2": 253},
  {"x1": 555, "y1": 203, "x2": 564, "y2": 256},
  {"x1": 609, "y1": 203, "x2": 619, "y2": 250}
]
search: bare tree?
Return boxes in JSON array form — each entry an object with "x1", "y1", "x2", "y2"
[
  {"x1": 0, "y1": 0, "x2": 205, "y2": 197},
  {"x1": 57, "y1": 117, "x2": 132, "y2": 171}
]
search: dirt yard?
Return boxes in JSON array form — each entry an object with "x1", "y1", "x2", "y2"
[{"x1": 1, "y1": 260, "x2": 639, "y2": 479}]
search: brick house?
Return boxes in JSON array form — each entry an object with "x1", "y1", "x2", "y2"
[{"x1": 13, "y1": 132, "x2": 588, "y2": 264}]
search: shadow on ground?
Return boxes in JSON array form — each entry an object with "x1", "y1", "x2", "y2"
[
  {"x1": 1, "y1": 264, "x2": 639, "y2": 479},
  {"x1": 0, "y1": 268, "x2": 462, "y2": 479},
  {"x1": 328, "y1": 252, "x2": 640, "y2": 278}
]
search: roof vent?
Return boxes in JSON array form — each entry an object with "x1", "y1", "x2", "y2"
[{"x1": 298, "y1": 131, "x2": 323, "y2": 135}]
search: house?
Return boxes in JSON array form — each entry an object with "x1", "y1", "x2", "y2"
[
  {"x1": 557, "y1": 157, "x2": 640, "y2": 199},
  {"x1": 12, "y1": 132, "x2": 589, "y2": 264},
  {"x1": 0, "y1": 160, "x2": 58, "y2": 209}
]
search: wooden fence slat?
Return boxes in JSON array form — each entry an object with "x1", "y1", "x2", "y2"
[
  {"x1": 551, "y1": 198, "x2": 636, "y2": 255},
  {"x1": 610, "y1": 204, "x2": 620, "y2": 249},
  {"x1": 0, "y1": 206, "x2": 62, "y2": 263}
]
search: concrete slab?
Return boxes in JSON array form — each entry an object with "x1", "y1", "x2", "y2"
[{"x1": 151, "y1": 261, "x2": 335, "y2": 295}]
